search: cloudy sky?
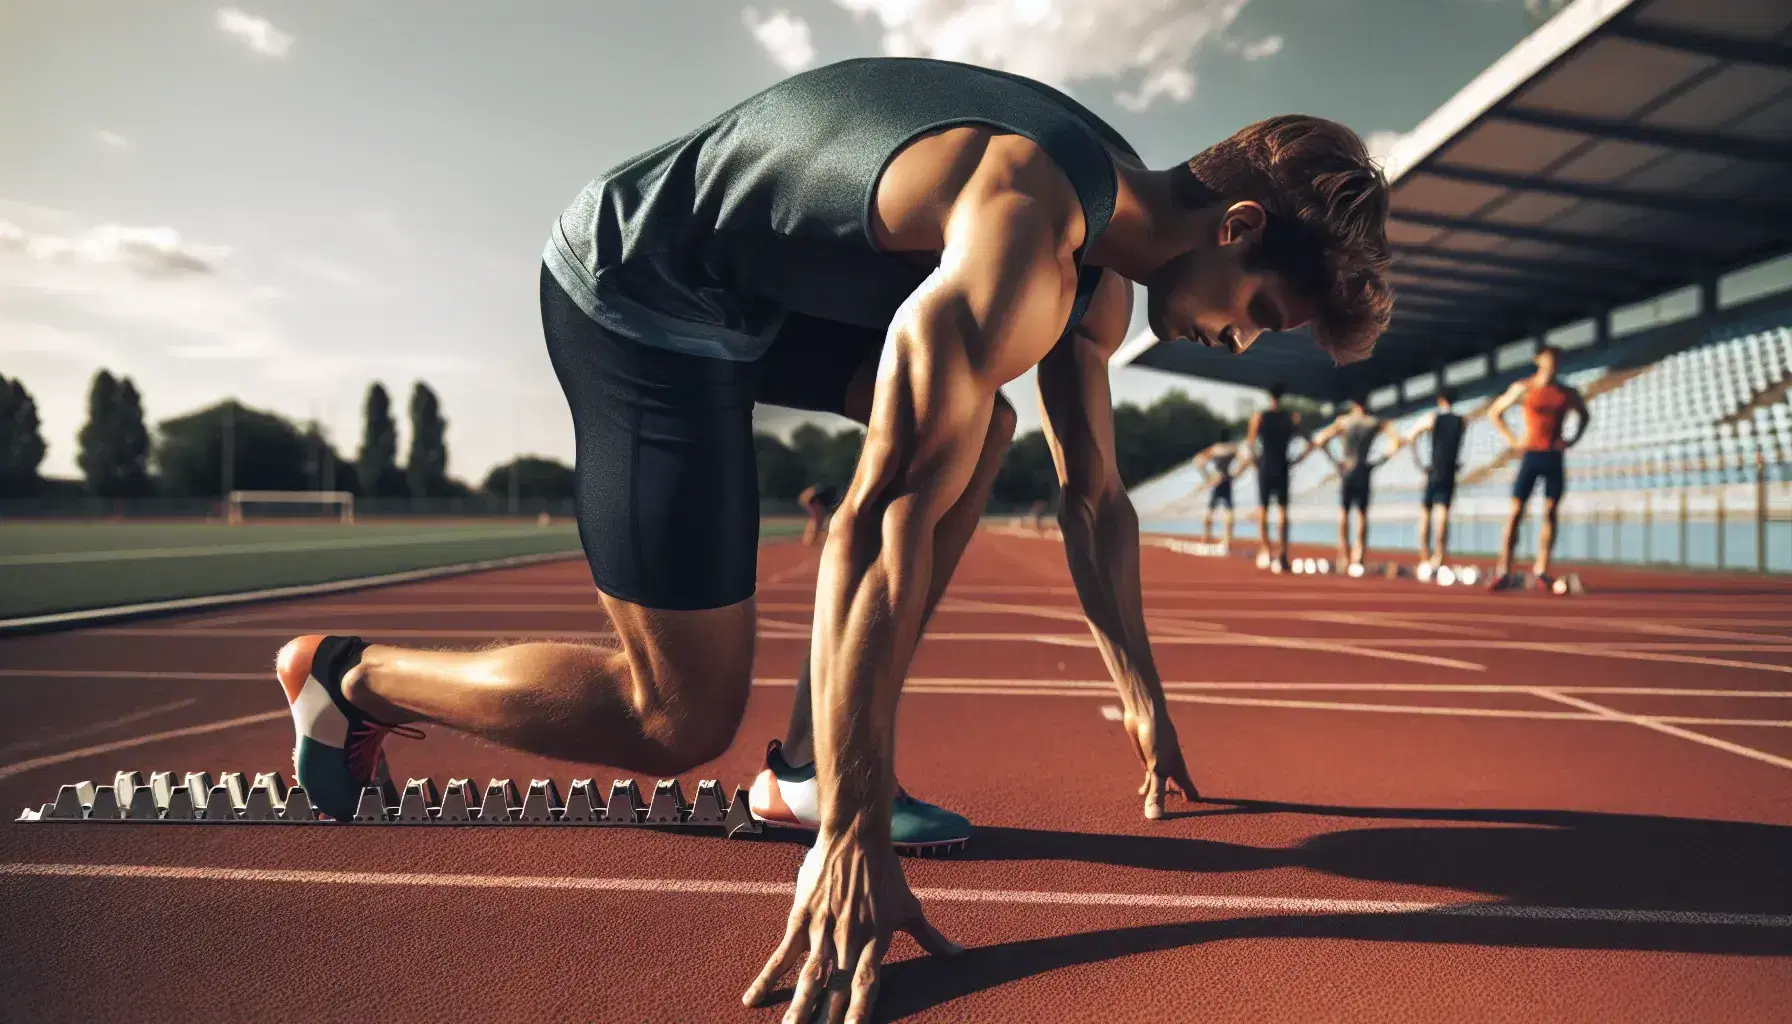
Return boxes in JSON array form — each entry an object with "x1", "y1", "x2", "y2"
[{"x1": 2, "y1": 0, "x2": 1539, "y2": 482}]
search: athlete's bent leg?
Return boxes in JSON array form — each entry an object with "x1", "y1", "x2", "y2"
[{"x1": 340, "y1": 599, "x2": 754, "y2": 776}]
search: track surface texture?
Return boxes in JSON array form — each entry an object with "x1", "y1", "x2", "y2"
[{"x1": 2, "y1": 531, "x2": 1789, "y2": 1023}]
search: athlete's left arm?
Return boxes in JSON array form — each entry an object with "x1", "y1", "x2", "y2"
[
  {"x1": 1564, "y1": 387, "x2": 1592, "y2": 447},
  {"x1": 1037, "y1": 268, "x2": 1200, "y2": 818},
  {"x1": 1406, "y1": 412, "x2": 1436, "y2": 473}
]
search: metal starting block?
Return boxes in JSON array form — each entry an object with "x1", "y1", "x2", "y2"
[{"x1": 15, "y1": 770, "x2": 763, "y2": 837}]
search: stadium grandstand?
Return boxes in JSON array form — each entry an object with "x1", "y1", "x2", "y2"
[{"x1": 1122, "y1": 0, "x2": 1792, "y2": 573}]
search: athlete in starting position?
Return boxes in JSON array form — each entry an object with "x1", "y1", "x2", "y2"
[
  {"x1": 798, "y1": 484, "x2": 839, "y2": 547},
  {"x1": 1488, "y1": 345, "x2": 1589, "y2": 589},
  {"x1": 1403, "y1": 388, "x2": 1466, "y2": 572},
  {"x1": 270, "y1": 58, "x2": 1391, "y2": 1023},
  {"x1": 1310, "y1": 397, "x2": 1403, "y2": 569},
  {"x1": 1190, "y1": 427, "x2": 1241, "y2": 546}
]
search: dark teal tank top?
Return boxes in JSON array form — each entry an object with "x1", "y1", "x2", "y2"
[{"x1": 544, "y1": 57, "x2": 1137, "y2": 361}]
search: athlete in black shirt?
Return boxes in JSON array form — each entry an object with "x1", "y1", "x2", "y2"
[
  {"x1": 1239, "y1": 382, "x2": 1313, "y2": 570},
  {"x1": 1403, "y1": 389, "x2": 1467, "y2": 571},
  {"x1": 1190, "y1": 426, "x2": 1242, "y2": 547}
]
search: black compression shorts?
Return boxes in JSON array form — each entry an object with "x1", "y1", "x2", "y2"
[
  {"x1": 1340, "y1": 467, "x2": 1372, "y2": 511},
  {"x1": 1422, "y1": 469, "x2": 1457, "y2": 508},
  {"x1": 1257, "y1": 467, "x2": 1289, "y2": 507},
  {"x1": 542, "y1": 265, "x2": 881, "y2": 610},
  {"x1": 1513, "y1": 450, "x2": 1566, "y2": 503}
]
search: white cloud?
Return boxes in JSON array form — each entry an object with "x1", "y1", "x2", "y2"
[
  {"x1": 1237, "y1": 34, "x2": 1282, "y2": 60},
  {"x1": 0, "y1": 220, "x2": 227, "y2": 277},
  {"x1": 1117, "y1": 67, "x2": 1196, "y2": 113},
  {"x1": 95, "y1": 130, "x2": 131, "y2": 151},
  {"x1": 831, "y1": 0, "x2": 1252, "y2": 111},
  {"x1": 742, "y1": 8, "x2": 817, "y2": 73},
  {"x1": 216, "y1": 8, "x2": 294, "y2": 58}
]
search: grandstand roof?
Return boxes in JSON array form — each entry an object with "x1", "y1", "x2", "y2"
[{"x1": 1115, "y1": 0, "x2": 1792, "y2": 401}]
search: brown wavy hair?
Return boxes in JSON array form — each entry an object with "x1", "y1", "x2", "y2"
[{"x1": 1183, "y1": 115, "x2": 1394, "y2": 364}]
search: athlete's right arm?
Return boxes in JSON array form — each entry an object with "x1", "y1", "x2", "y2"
[
  {"x1": 1487, "y1": 382, "x2": 1527, "y2": 448},
  {"x1": 1407, "y1": 412, "x2": 1434, "y2": 473},
  {"x1": 1235, "y1": 413, "x2": 1262, "y2": 472},
  {"x1": 748, "y1": 164, "x2": 1077, "y2": 1024}
]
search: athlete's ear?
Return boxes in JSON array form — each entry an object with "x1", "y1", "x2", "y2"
[{"x1": 1219, "y1": 202, "x2": 1268, "y2": 245}]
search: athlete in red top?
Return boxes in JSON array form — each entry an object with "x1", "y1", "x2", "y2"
[{"x1": 1486, "y1": 345, "x2": 1590, "y2": 588}]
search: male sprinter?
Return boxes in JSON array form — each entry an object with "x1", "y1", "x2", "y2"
[
  {"x1": 798, "y1": 484, "x2": 839, "y2": 547},
  {"x1": 270, "y1": 57, "x2": 1391, "y2": 1023},
  {"x1": 1488, "y1": 346, "x2": 1589, "y2": 589},
  {"x1": 1238, "y1": 383, "x2": 1309, "y2": 569},
  {"x1": 1310, "y1": 397, "x2": 1402, "y2": 569},
  {"x1": 1404, "y1": 389, "x2": 1466, "y2": 571},
  {"x1": 1190, "y1": 427, "x2": 1241, "y2": 546}
]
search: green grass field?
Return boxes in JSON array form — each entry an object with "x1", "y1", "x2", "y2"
[{"x1": 0, "y1": 518, "x2": 804, "y2": 621}]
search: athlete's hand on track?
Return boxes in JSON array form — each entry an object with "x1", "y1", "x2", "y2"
[
  {"x1": 1122, "y1": 705, "x2": 1201, "y2": 818},
  {"x1": 744, "y1": 830, "x2": 963, "y2": 1023}
]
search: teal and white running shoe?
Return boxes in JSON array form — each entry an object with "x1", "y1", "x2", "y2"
[{"x1": 747, "y1": 739, "x2": 971, "y2": 855}]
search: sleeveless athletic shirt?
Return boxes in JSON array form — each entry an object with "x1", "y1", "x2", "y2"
[
  {"x1": 1257, "y1": 410, "x2": 1294, "y2": 473},
  {"x1": 1429, "y1": 412, "x2": 1464, "y2": 471},
  {"x1": 1342, "y1": 417, "x2": 1380, "y2": 474},
  {"x1": 1521, "y1": 383, "x2": 1573, "y2": 452},
  {"x1": 543, "y1": 57, "x2": 1136, "y2": 363}
]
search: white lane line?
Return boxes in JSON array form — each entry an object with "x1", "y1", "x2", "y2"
[
  {"x1": 0, "y1": 699, "x2": 197, "y2": 757},
  {"x1": 0, "y1": 711, "x2": 288, "y2": 783},
  {"x1": 1531, "y1": 689, "x2": 1792, "y2": 772},
  {"x1": 8, "y1": 668, "x2": 1791, "y2": 702},
  {"x1": 764, "y1": 554, "x2": 819, "y2": 585},
  {"x1": 1296, "y1": 612, "x2": 1504, "y2": 639},
  {"x1": 0, "y1": 862, "x2": 1785, "y2": 929},
  {"x1": 0, "y1": 670, "x2": 265, "y2": 681},
  {"x1": 1100, "y1": 704, "x2": 1124, "y2": 721}
]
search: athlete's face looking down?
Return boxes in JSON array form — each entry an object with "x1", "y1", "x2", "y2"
[{"x1": 1144, "y1": 202, "x2": 1314, "y2": 357}]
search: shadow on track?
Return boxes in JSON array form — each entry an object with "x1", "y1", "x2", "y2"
[{"x1": 777, "y1": 799, "x2": 1792, "y2": 1020}]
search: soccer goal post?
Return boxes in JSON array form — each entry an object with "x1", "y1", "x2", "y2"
[{"x1": 226, "y1": 490, "x2": 356, "y2": 525}]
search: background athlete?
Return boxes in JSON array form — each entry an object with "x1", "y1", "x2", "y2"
[
  {"x1": 1488, "y1": 346, "x2": 1590, "y2": 589},
  {"x1": 1236, "y1": 383, "x2": 1310, "y2": 570},
  {"x1": 1403, "y1": 389, "x2": 1466, "y2": 573},
  {"x1": 1310, "y1": 397, "x2": 1402, "y2": 570},
  {"x1": 269, "y1": 57, "x2": 1392, "y2": 1024},
  {"x1": 797, "y1": 484, "x2": 840, "y2": 547},
  {"x1": 1189, "y1": 427, "x2": 1240, "y2": 546}
]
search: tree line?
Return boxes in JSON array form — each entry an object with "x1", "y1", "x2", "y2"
[{"x1": 1, "y1": 370, "x2": 1241, "y2": 508}]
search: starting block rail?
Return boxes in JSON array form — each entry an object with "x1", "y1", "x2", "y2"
[{"x1": 15, "y1": 770, "x2": 763, "y2": 837}]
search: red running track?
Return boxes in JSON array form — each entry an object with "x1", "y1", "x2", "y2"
[{"x1": 1, "y1": 531, "x2": 1789, "y2": 1023}]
